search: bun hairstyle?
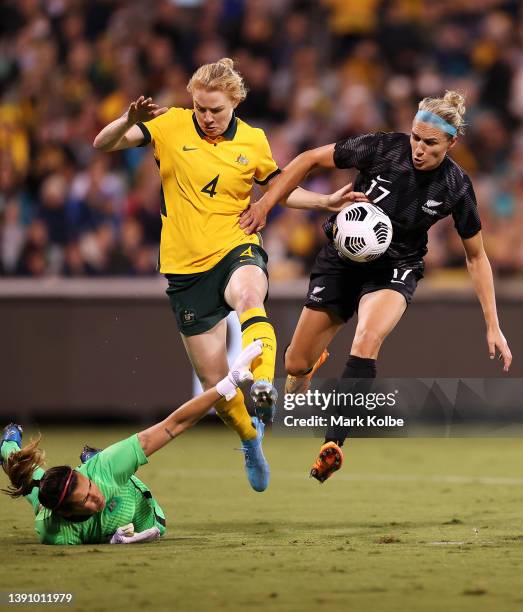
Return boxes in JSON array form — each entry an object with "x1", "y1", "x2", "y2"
[
  {"x1": 1, "y1": 437, "x2": 77, "y2": 511},
  {"x1": 418, "y1": 90, "x2": 467, "y2": 135},
  {"x1": 187, "y1": 58, "x2": 248, "y2": 104}
]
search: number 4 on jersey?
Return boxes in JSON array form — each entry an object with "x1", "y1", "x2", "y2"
[{"x1": 201, "y1": 175, "x2": 219, "y2": 198}]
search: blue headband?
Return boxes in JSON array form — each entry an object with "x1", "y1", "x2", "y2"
[{"x1": 415, "y1": 110, "x2": 457, "y2": 137}]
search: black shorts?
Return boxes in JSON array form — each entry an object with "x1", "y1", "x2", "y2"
[
  {"x1": 305, "y1": 243, "x2": 423, "y2": 322},
  {"x1": 165, "y1": 243, "x2": 268, "y2": 336}
]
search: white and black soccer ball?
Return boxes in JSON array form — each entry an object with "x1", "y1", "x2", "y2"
[{"x1": 333, "y1": 203, "x2": 393, "y2": 263}]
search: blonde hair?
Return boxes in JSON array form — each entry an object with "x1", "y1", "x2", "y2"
[
  {"x1": 418, "y1": 90, "x2": 466, "y2": 135},
  {"x1": 187, "y1": 58, "x2": 247, "y2": 104},
  {"x1": 1, "y1": 435, "x2": 45, "y2": 499}
]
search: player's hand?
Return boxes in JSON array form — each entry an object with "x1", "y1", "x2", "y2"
[
  {"x1": 216, "y1": 340, "x2": 263, "y2": 400},
  {"x1": 239, "y1": 200, "x2": 269, "y2": 235},
  {"x1": 323, "y1": 183, "x2": 369, "y2": 212},
  {"x1": 126, "y1": 96, "x2": 168, "y2": 125},
  {"x1": 487, "y1": 327, "x2": 512, "y2": 372},
  {"x1": 109, "y1": 523, "x2": 161, "y2": 544}
]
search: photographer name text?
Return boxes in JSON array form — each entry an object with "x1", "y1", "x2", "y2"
[{"x1": 283, "y1": 415, "x2": 404, "y2": 428}]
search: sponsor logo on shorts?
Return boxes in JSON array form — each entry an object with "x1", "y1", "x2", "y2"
[
  {"x1": 312, "y1": 286, "x2": 325, "y2": 295},
  {"x1": 422, "y1": 200, "x2": 442, "y2": 215}
]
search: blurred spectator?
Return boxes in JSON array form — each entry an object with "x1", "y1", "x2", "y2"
[
  {"x1": 1, "y1": 199, "x2": 25, "y2": 274},
  {"x1": 39, "y1": 173, "x2": 69, "y2": 246},
  {"x1": 62, "y1": 240, "x2": 92, "y2": 277},
  {"x1": 0, "y1": 0, "x2": 521, "y2": 279},
  {"x1": 15, "y1": 219, "x2": 50, "y2": 277},
  {"x1": 107, "y1": 216, "x2": 147, "y2": 275}
]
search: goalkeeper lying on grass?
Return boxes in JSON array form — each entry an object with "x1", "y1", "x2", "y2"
[{"x1": 0, "y1": 341, "x2": 263, "y2": 545}]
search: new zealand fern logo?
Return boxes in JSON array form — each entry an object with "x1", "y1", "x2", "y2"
[{"x1": 422, "y1": 200, "x2": 443, "y2": 216}]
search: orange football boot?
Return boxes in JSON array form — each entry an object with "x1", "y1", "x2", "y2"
[
  {"x1": 285, "y1": 349, "x2": 330, "y2": 395},
  {"x1": 310, "y1": 441, "x2": 344, "y2": 483}
]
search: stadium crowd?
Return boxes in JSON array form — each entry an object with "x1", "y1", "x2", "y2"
[{"x1": 1, "y1": 0, "x2": 522, "y2": 280}]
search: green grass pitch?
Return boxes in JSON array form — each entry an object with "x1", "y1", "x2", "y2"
[{"x1": 1, "y1": 426, "x2": 523, "y2": 612}]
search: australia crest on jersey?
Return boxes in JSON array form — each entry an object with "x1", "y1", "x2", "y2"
[
  {"x1": 107, "y1": 497, "x2": 120, "y2": 512},
  {"x1": 236, "y1": 154, "x2": 249, "y2": 165},
  {"x1": 422, "y1": 199, "x2": 443, "y2": 216}
]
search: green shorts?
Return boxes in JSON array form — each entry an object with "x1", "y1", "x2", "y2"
[{"x1": 165, "y1": 243, "x2": 268, "y2": 336}]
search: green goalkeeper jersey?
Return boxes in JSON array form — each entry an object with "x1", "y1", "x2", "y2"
[{"x1": 30, "y1": 434, "x2": 164, "y2": 545}]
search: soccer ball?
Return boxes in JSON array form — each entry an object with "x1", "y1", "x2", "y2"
[{"x1": 333, "y1": 203, "x2": 393, "y2": 263}]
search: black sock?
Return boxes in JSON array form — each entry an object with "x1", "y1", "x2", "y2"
[
  {"x1": 324, "y1": 355, "x2": 377, "y2": 447},
  {"x1": 340, "y1": 355, "x2": 377, "y2": 380}
]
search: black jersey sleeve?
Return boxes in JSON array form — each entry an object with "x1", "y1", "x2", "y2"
[
  {"x1": 452, "y1": 176, "x2": 482, "y2": 239},
  {"x1": 322, "y1": 215, "x2": 336, "y2": 241},
  {"x1": 333, "y1": 133, "x2": 381, "y2": 170}
]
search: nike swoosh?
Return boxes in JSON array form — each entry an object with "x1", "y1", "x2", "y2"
[
  {"x1": 239, "y1": 259, "x2": 253, "y2": 263},
  {"x1": 182, "y1": 146, "x2": 198, "y2": 151},
  {"x1": 376, "y1": 175, "x2": 392, "y2": 183}
]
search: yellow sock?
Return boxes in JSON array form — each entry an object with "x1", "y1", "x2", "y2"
[
  {"x1": 239, "y1": 307, "x2": 277, "y2": 384},
  {"x1": 215, "y1": 388, "x2": 256, "y2": 441}
]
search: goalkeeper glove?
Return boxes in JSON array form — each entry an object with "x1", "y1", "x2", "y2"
[
  {"x1": 109, "y1": 523, "x2": 160, "y2": 544},
  {"x1": 216, "y1": 339, "x2": 263, "y2": 400}
]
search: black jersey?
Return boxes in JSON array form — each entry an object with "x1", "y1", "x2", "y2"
[{"x1": 332, "y1": 132, "x2": 481, "y2": 270}]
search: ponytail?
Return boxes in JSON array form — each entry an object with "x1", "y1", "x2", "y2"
[
  {"x1": 1, "y1": 435, "x2": 45, "y2": 498},
  {"x1": 2, "y1": 437, "x2": 77, "y2": 511}
]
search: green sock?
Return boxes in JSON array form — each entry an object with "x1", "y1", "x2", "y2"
[{"x1": 1, "y1": 440, "x2": 19, "y2": 462}]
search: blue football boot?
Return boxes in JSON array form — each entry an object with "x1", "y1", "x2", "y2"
[
  {"x1": 80, "y1": 445, "x2": 102, "y2": 464},
  {"x1": 250, "y1": 380, "x2": 278, "y2": 425},
  {"x1": 0, "y1": 423, "x2": 23, "y2": 465},
  {"x1": 240, "y1": 417, "x2": 270, "y2": 492}
]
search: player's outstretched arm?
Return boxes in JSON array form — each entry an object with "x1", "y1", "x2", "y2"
[
  {"x1": 283, "y1": 183, "x2": 369, "y2": 212},
  {"x1": 462, "y1": 232, "x2": 512, "y2": 372},
  {"x1": 137, "y1": 341, "x2": 263, "y2": 456},
  {"x1": 240, "y1": 144, "x2": 336, "y2": 234},
  {"x1": 93, "y1": 95, "x2": 168, "y2": 151}
]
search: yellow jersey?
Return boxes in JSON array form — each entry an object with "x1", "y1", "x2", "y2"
[{"x1": 138, "y1": 108, "x2": 279, "y2": 274}]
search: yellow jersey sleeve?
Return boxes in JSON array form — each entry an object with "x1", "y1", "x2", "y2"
[
  {"x1": 140, "y1": 108, "x2": 183, "y2": 158},
  {"x1": 253, "y1": 129, "x2": 280, "y2": 185}
]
